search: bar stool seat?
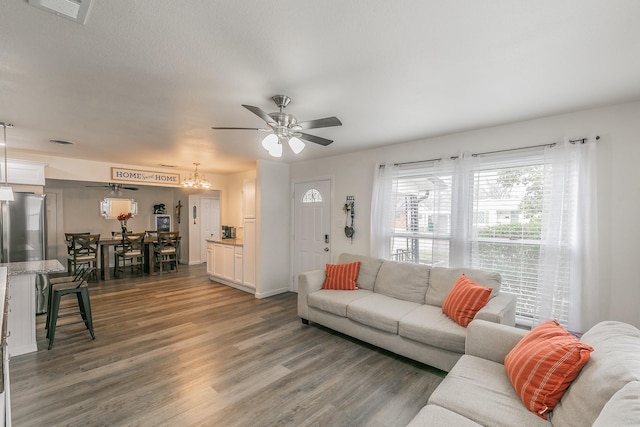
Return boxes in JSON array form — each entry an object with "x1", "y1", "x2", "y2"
[{"x1": 46, "y1": 267, "x2": 96, "y2": 350}]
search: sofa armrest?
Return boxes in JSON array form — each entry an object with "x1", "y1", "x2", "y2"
[
  {"x1": 474, "y1": 292, "x2": 517, "y2": 326},
  {"x1": 297, "y1": 269, "x2": 325, "y2": 320},
  {"x1": 465, "y1": 319, "x2": 528, "y2": 364}
]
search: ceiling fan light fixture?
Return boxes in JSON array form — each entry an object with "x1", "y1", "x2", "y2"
[
  {"x1": 261, "y1": 133, "x2": 278, "y2": 152},
  {"x1": 269, "y1": 141, "x2": 283, "y2": 158},
  {"x1": 288, "y1": 136, "x2": 305, "y2": 154}
]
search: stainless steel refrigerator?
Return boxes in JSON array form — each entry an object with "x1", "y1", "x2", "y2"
[
  {"x1": 1, "y1": 192, "x2": 47, "y2": 263},
  {"x1": 1, "y1": 193, "x2": 48, "y2": 312}
]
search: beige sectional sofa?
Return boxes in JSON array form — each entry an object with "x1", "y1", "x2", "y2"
[
  {"x1": 408, "y1": 319, "x2": 640, "y2": 426},
  {"x1": 297, "y1": 253, "x2": 516, "y2": 372}
]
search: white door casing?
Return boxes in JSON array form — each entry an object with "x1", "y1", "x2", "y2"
[{"x1": 293, "y1": 179, "x2": 331, "y2": 292}]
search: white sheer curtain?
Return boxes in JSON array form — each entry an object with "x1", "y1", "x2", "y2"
[
  {"x1": 447, "y1": 155, "x2": 476, "y2": 268},
  {"x1": 370, "y1": 163, "x2": 396, "y2": 258},
  {"x1": 534, "y1": 139, "x2": 599, "y2": 332}
]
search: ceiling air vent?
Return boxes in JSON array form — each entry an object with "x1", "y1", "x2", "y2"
[{"x1": 28, "y1": 0, "x2": 92, "y2": 24}]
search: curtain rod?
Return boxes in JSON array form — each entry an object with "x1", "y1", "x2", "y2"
[{"x1": 387, "y1": 135, "x2": 599, "y2": 167}]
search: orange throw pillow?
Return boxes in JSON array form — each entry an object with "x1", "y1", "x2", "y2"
[
  {"x1": 322, "y1": 262, "x2": 361, "y2": 290},
  {"x1": 504, "y1": 319, "x2": 594, "y2": 419},
  {"x1": 441, "y1": 274, "x2": 492, "y2": 327}
]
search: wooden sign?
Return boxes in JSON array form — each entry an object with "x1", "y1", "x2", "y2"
[{"x1": 111, "y1": 167, "x2": 181, "y2": 186}]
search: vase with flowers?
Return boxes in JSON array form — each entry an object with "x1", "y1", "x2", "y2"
[{"x1": 117, "y1": 212, "x2": 132, "y2": 234}]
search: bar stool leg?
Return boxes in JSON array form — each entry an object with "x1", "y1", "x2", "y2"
[
  {"x1": 77, "y1": 288, "x2": 95, "y2": 339},
  {"x1": 48, "y1": 291, "x2": 62, "y2": 349}
]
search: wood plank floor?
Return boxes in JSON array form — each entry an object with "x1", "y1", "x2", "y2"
[{"x1": 9, "y1": 264, "x2": 445, "y2": 427}]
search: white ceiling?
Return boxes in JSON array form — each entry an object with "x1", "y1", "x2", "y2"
[{"x1": 2, "y1": 1, "x2": 640, "y2": 175}]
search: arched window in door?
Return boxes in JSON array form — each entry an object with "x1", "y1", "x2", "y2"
[{"x1": 301, "y1": 188, "x2": 323, "y2": 203}]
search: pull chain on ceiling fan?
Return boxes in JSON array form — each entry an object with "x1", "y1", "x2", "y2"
[{"x1": 212, "y1": 95, "x2": 342, "y2": 157}]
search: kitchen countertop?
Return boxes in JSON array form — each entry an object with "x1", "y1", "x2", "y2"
[
  {"x1": 205, "y1": 238, "x2": 243, "y2": 246},
  {"x1": 0, "y1": 259, "x2": 66, "y2": 276}
]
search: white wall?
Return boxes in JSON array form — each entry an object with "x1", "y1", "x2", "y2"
[
  {"x1": 255, "y1": 160, "x2": 290, "y2": 298},
  {"x1": 290, "y1": 101, "x2": 640, "y2": 328}
]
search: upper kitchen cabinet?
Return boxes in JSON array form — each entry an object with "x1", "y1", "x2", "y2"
[
  {"x1": 1, "y1": 159, "x2": 46, "y2": 186},
  {"x1": 243, "y1": 179, "x2": 256, "y2": 219}
]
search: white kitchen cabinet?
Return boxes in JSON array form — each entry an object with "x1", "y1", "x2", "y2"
[
  {"x1": 206, "y1": 242, "x2": 214, "y2": 275},
  {"x1": 213, "y1": 243, "x2": 225, "y2": 278},
  {"x1": 243, "y1": 179, "x2": 256, "y2": 219},
  {"x1": 207, "y1": 240, "x2": 250, "y2": 293},
  {"x1": 222, "y1": 245, "x2": 234, "y2": 282},
  {"x1": 242, "y1": 218, "x2": 256, "y2": 289},
  {"x1": 1, "y1": 159, "x2": 46, "y2": 186},
  {"x1": 234, "y1": 246, "x2": 243, "y2": 284}
]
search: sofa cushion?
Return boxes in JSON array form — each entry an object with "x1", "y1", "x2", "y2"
[
  {"x1": 338, "y1": 253, "x2": 383, "y2": 291},
  {"x1": 426, "y1": 267, "x2": 501, "y2": 307},
  {"x1": 322, "y1": 262, "x2": 361, "y2": 290},
  {"x1": 308, "y1": 289, "x2": 373, "y2": 317},
  {"x1": 347, "y1": 293, "x2": 420, "y2": 334},
  {"x1": 551, "y1": 321, "x2": 640, "y2": 427},
  {"x1": 406, "y1": 405, "x2": 483, "y2": 427},
  {"x1": 504, "y1": 320, "x2": 593, "y2": 420},
  {"x1": 373, "y1": 260, "x2": 430, "y2": 303},
  {"x1": 428, "y1": 355, "x2": 550, "y2": 427},
  {"x1": 592, "y1": 381, "x2": 640, "y2": 427},
  {"x1": 441, "y1": 274, "x2": 492, "y2": 327},
  {"x1": 399, "y1": 304, "x2": 467, "y2": 354}
]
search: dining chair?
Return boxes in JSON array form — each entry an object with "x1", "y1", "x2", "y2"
[
  {"x1": 67, "y1": 233, "x2": 100, "y2": 281},
  {"x1": 154, "y1": 231, "x2": 179, "y2": 274},
  {"x1": 114, "y1": 232, "x2": 145, "y2": 278},
  {"x1": 46, "y1": 266, "x2": 96, "y2": 350},
  {"x1": 64, "y1": 232, "x2": 90, "y2": 273}
]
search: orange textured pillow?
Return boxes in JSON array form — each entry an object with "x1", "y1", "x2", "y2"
[
  {"x1": 504, "y1": 319, "x2": 594, "y2": 420},
  {"x1": 322, "y1": 262, "x2": 361, "y2": 290},
  {"x1": 441, "y1": 274, "x2": 492, "y2": 327}
]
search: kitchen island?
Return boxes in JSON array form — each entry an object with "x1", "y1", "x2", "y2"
[{"x1": 0, "y1": 260, "x2": 65, "y2": 356}]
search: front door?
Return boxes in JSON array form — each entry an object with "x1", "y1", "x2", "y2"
[{"x1": 293, "y1": 179, "x2": 331, "y2": 292}]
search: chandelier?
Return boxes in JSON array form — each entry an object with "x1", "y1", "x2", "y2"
[
  {"x1": 0, "y1": 122, "x2": 14, "y2": 201},
  {"x1": 182, "y1": 162, "x2": 211, "y2": 189}
]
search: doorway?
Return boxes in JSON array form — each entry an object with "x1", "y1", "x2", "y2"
[
  {"x1": 293, "y1": 179, "x2": 331, "y2": 292},
  {"x1": 187, "y1": 193, "x2": 220, "y2": 264}
]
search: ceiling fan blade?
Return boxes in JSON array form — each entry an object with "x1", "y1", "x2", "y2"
[
  {"x1": 297, "y1": 116, "x2": 342, "y2": 130},
  {"x1": 242, "y1": 105, "x2": 277, "y2": 125},
  {"x1": 211, "y1": 127, "x2": 264, "y2": 131},
  {"x1": 299, "y1": 132, "x2": 334, "y2": 146}
]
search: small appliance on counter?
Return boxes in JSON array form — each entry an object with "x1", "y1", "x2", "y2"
[{"x1": 221, "y1": 225, "x2": 236, "y2": 239}]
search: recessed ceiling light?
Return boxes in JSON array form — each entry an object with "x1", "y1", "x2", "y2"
[
  {"x1": 49, "y1": 139, "x2": 74, "y2": 145},
  {"x1": 28, "y1": 0, "x2": 92, "y2": 24}
]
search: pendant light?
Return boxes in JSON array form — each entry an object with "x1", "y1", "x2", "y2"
[
  {"x1": 182, "y1": 162, "x2": 211, "y2": 189},
  {"x1": 0, "y1": 123, "x2": 14, "y2": 202}
]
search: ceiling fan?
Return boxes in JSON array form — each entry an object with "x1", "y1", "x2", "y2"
[
  {"x1": 86, "y1": 183, "x2": 139, "y2": 196},
  {"x1": 212, "y1": 95, "x2": 342, "y2": 157}
]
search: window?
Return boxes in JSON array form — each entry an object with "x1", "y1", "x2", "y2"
[
  {"x1": 301, "y1": 188, "x2": 322, "y2": 203},
  {"x1": 467, "y1": 158, "x2": 548, "y2": 324},
  {"x1": 387, "y1": 163, "x2": 452, "y2": 266},
  {"x1": 375, "y1": 146, "x2": 589, "y2": 327}
]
